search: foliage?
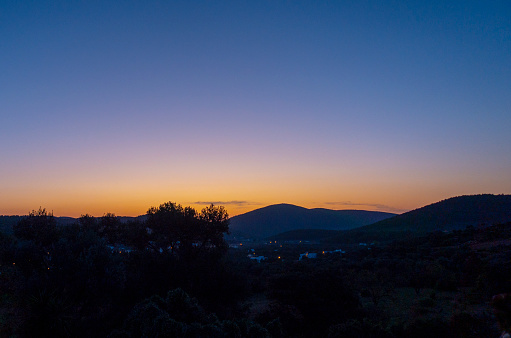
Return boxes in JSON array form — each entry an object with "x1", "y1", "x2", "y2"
[
  {"x1": 13, "y1": 207, "x2": 57, "y2": 246},
  {"x1": 328, "y1": 319, "x2": 393, "y2": 338},
  {"x1": 1, "y1": 204, "x2": 510, "y2": 337},
  {"x1": 122, "y1": 288, "x2": 267, "y2": 337},
  {"x1": 266, "y1": 264, "x2": 360, "y2": 336},
  {"x1": 146, "y1": 202, "x2": 229, "y2": 259}
]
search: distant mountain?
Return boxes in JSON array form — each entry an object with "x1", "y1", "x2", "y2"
[
  {"x1": 363, "y1": 194, "x2": 511, "y2": 233},
  {"x1": 327, "y1": 194, "x2": 511, "y2": 244},
  {"x1": 229, "y1": 204, "x2": 396, "y2": 239}
]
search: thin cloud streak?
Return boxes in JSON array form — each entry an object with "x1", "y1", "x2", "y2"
[
  {"x1": 324, "y1": 201, "x2": 408, "y2": 214},
  {"x1": 193, "y1": 201, "x2": 262, "y2": 207}
]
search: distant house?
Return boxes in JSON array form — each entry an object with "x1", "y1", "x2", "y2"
[
  {"x1": 107, "y1": 245, "x2": 133, "y2": 254},
  {"x1": 249, "y1": 255, "x2": 267, "y2": 263},
  {"x1": 299, "y1": 252, "x2": 317, "y2": 260},
  {"x1": 323, "y1": 249, "x2": 345, "y2": 255}
]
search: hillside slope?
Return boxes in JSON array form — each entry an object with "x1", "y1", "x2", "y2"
[
  {"x1": 327, "y1": 194, "x2": 511, "y2": 244},
  {"x1": 362, "y1": 194, "x2": 511, "y2": 233}
]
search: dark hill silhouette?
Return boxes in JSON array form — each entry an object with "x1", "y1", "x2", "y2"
[
  {"x1": 328, "y1": 194, "x2": 511, "y2": 244},
  {"x1": 363, "y1": 194, "x2": 511, "y2": 232},
  {"x1": 229, "y1": 203, "x2": 396, "y2": 239}
]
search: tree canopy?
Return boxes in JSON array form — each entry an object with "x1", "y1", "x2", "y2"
[
  {"x1": 146, "y1": 202, "x2": 229, "y2": 258},
  {"x1": 13, "y1": 207, "x2": 57, "y2": 246}
]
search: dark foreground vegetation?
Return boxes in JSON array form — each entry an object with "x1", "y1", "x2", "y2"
[{"x1": 1, "y1": 202, "x2": 511, "y2": 337}]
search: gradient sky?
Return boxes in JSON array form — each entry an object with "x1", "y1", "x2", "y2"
[{"x1": 1, "y1": 1, "x2": 510, "y2": 217}]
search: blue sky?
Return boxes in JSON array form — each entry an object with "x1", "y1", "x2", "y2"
[{"x1": 1, "y1": 1, "x2": 510, "y2": 216}]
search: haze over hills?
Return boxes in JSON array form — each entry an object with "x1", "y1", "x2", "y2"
[
  {"x1": 327, "y1": 194, "x2": 511, "y2": 243},
  {"x1": 229, "y1": 203, "x2": 396, "y2": 239}
]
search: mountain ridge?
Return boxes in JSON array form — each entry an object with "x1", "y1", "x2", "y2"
[
  {"x1": 326, "y1": 194, "x2": 511, "y2": 243},
  {"x1": 361, "y1": 194, "x2": 511, "y2": 233},
  {"x1": 229, "y1": 204, "x2": 396, "y2": 238}
]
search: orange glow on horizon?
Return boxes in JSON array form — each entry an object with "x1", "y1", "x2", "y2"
[
  {"x1": 5, "y1": 187, "x2": 511, "y2": 218},
  {"x1": 2, "y1": 165, "x2": 509, "y2": 217}
]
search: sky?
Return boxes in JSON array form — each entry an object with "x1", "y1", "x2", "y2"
[{"x1": 1, "y1": 1, "x2": 510, "y2": 217}]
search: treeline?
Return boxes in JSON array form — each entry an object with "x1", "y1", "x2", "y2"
[
  {"x1": 1, "y1": 203, "x2": 510, "y2": 337},
  {"x1": 0, "y1": 203, "x2": 250, "y2": 337}
]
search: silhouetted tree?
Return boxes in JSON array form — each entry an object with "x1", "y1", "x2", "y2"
[
  {"x1": 146, "y1": 202, "x2": 229, "y2": 258},
  {"x1": 146, "y1": 202, "x2": 194, "y2": 253},
  {"x1": 14, "y1": 207, "x2": 57, "y2": 247},
  {"x1": 100, "y1": 212, "x2": 121, "y2": 244},
  {"x1": 197, "y1": 204, "x2": 229, "y2": 252},
  {"x1": 121, "y1": 220, "x2": 150, "y2": 250},
  {"x1": 78, "y1": 214, "x2": 97, "y2": 229}
]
